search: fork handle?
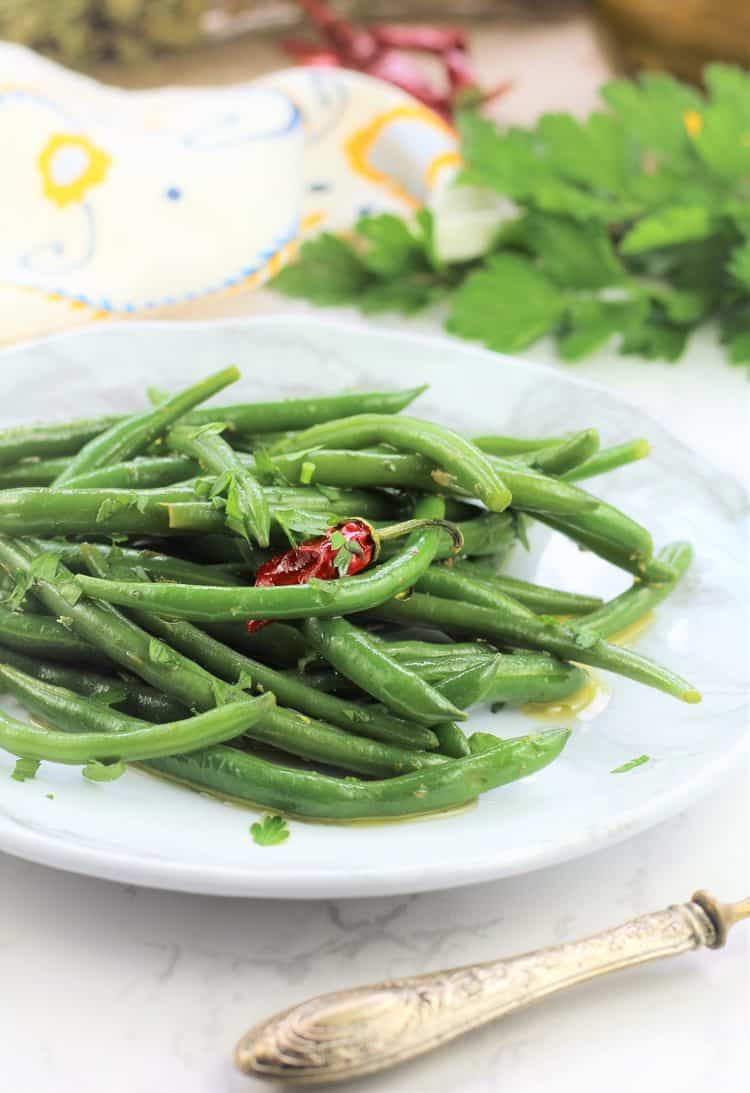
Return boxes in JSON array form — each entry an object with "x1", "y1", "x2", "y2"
[{"x1": 236, "y1": 892, "x2": 725, "y2": 1085}]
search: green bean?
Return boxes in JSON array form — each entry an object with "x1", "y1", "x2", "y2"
[
  {"x1": 469, "y1": 435, "x2": 563, "y2": 456},
  {"x1": 367, "y1": 592, "x2": 700, "y2": 703},
  {"x1": 0, "y1": 536, "x2": 445, "y2": 778},
  {"x1": 75, "y1": 497, "x2": 455, "y2": 623},
  {"x1": 267, "y1": 447, "x2": 596, "y2": 517},
  {"x1": 0, "y1": 457, "x2": 69, "y2": 489},
  {"x1": 0, "y1": 388, "x2": 427, "y2": 472},
  {"x1": 146, "y1": 728, "x2": 570, "y2": 820},
  {"x1": 0, "y1": 647, "x2": 129, "y2": 706},
  {"x1": 83, "y1": 548, "x2": 441, "y2": 751},
  {"x1": 0, "y1": 605, "x2": 111, "y2": 668},
  {"x1": 0, "y1": 483, "x2": 397, "y2": 539},
  {"x1": 28, "y1": 540, "x2": 241, "y2": 587},
  {"x1": 0, "y1": 647, "x2": 187, "y2": 722},
  {"x1": 562, "y1": 440, "x2": 651, "y2": 483},
  {"x1": 439, "y1": 654, "x2": 587, "y2": 707},
  {"x1": 451, "y1": 562, "x2": 604, "y2": 615},
  {"x1": 0, "y1": 417, "x2": 120, "y2": 468},
  {"x1": 188, "y1": 386, "x2": 429, "y2": 434},
  {"x1": 534, "y1": 510, "x2": 675, "y2": 581},
  {"x1": 0, "y1": 665, "x2": 275, "y2": 763},
  {"x1": 577, "y1": 543, "x2": 693, "y2": 640},
  {"x1": 63, "y1": 455, "x2": 199, "y2": 490},
  {"x1": 205, "y1": 621, "x2": 310, "y2": 668},
  {"x1": 431, "y1": 721, "x2": 471, "y2": 758},
  {"x1": 301, "y1": 617, "x2": 466, "y2": 726},
  {"x1": 168, "y1": 423, "x2": 271, "y2": 547},
  {"x1": 416, "y1": 566, "x2": 537, "y2": 620},
  {"x1": 269, "y1": 415, "x2": 511, "y2": 512},
  {"x1": 55, "y1": 367, "x2": 240, "y2": 486},
  {"x1": 515, "y1": 430, "x2": 600, "y2": 476}
]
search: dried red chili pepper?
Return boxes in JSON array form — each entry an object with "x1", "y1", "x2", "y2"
[
  {"x1": 246, "y1": 520, "x2": 375, "y2": 634},
  {"x1": 245, "y1": 515, "x2": 463, "y2": 634},
  {"x1": 286, "y1": 0, "x2": 510, "y2": 120}
]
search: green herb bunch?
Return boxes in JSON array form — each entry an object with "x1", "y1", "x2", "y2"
[{"x1": 273, "y1": 65, "x2": 750, "y2": 369}]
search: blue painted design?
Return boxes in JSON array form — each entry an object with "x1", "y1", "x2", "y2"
[
  {"x1": 181, "y1": 90, "x2": 301, "y2": 148},
  {"x1": 165, "y1": 186, "x2": 182, "y2": 201},
  {"x1": 18, "y1": 202, "x2": 96, "y2": 276},
  {"x1": 14, "y1": 214, "x2": 300, "y2": 314}
]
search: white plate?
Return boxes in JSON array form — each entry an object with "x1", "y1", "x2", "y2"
[{"x1": 0, "y1": 316, "x2": 748, "y2": 897}]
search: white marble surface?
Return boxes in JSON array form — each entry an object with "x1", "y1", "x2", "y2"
[{"x1": 1, "y1": 311, "x2": 749, "y2": 1091}]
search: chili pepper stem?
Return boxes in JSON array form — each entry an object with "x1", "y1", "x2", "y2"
[{"x1": 375, "y1": 518, "x2": 464, "y2": 553}]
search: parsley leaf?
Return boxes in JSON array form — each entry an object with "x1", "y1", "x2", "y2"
[
  {"x1": 271, "y1": 64, "x2": 750, "y2": 370},
  {"x1": 250, "y1": 814, "x2": 290, "y2": 847},
  {"x1": 447, "y1": 254, "x2": 567, "y2": 352},
  {"x1": 273, "y1": 234, "x2": 369, "y2": 305},
  {"x1": 611, "y1": 754, "x2": 651, "y2": 774},
  {"x1": 11, "y1": 758, "x2": 40, "y2": 782}
]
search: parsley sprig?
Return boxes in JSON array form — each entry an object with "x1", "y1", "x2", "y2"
[{"x1": 273, "y1": 65, "x2": 750, "y2": 370}]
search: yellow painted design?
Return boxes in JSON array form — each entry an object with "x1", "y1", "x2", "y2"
[
  {"x1": 683, "y1": 109, "x2": 704, "y2": 137},
  {"x1": 522, "y1": 672, "x2": 610, "y2": 724},
  {"x1": 301, "y1": 210, "x2": 326, "y2": 232},
  {"x1": 425, "y1": 151, "x2": 462, "y2": 189},
  {"x1": 38, "y1": 133, "x2": 110, "y2": 207},
  {"x1": 345, "y1": 105, "x2": 455, "y2": 208}
]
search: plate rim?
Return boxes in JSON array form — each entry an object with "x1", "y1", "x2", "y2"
[{"x1": 0, "y1": 314, "x2": 748, "y2": 898}]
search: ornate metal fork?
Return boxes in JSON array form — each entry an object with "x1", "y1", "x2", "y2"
[{"x1": 235, "y1": 890, "x2": 749, "y2": 1085}]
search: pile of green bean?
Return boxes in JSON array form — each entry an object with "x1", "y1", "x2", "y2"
[{"x1": 0, "y1": 368, "x2": 699, "y2": 822}]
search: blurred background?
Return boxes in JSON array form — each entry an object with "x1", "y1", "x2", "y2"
[{"x1": 3, "y1": 1, "x2": 749, "y2": 100}]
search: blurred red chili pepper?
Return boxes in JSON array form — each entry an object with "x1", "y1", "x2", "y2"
[
  {"x1": 286, "y1": 0, "x2": 509, "y2": 119},
  {"x1": 245, "y1": 520, "x2": 374, "y2": 634}
]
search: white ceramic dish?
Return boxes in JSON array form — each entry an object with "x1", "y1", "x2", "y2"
[{"x1": 0, "y1": 316, "x2": 747, "y2": 897}]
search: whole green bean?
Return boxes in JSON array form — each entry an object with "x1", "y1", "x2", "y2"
[
  {"x1": 55, "y1": 367, "x2": 240, "y2": 485},
  {"x1": 269, "y1": 414, "x2": 512, "y2": 512},
  {"x1": 205, "y1": 621, "x2": 310, "y2": 668},
  {"x1": 577, "y1": 542, "x2": 693, "y2": 640},
  {"x1": 0, "y1": 483, "x2": 397, "y2": 539},
  {"x1": 266, "y1": 447, "x2": 596, "y2": 517},
  {"x1": 146, "y1": 728, "x2": 569, "y2": 820},
  {"x1": 188, "y1": 386, "x2": 428, "y2": 434},
  {"x1": 0, "y1": 605, "x2": 111, "y2": 668},
  {"x1": 75, "y1": 497, "x2": 456, "y2": 623},
  {"x1": 367, "y1": 592, "x2": 701, "y2": 703},
  {"x1": 562, "y1": 440, "x2": 650, "y2": 483},
  {"x1": 0, "y1": 536, "x2": 444, "y2": 778},
  {"x1": 0, "y1": 667, "x2": 275, "y2": 763},
  {"x1": 168, "y1": 423, "x2": 271, "y2": 547},
  {"x1": 451, "y1": 562, "x2": 604, "y2": 615},
  {"x1": 301, "y1": 616, "x2": 466, "y2": 726},
  {"x1": 0, "y1": 417, "x2": 120, "y2": 468}
]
